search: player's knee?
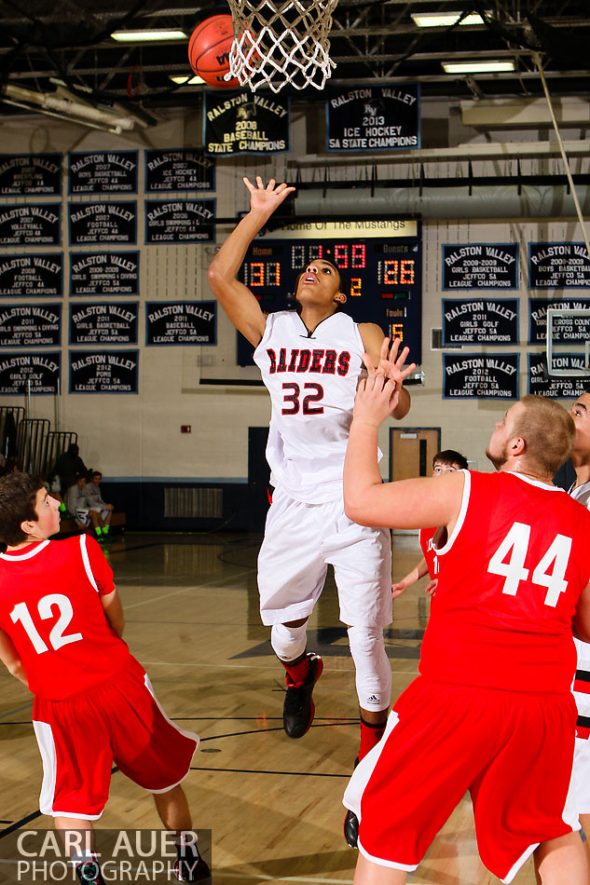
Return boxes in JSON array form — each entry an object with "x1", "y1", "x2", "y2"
[
  {"x1": 271, "y1": 622, "x2": 307, "y2": 662},
  {"x1": 347, "y1": 625, "x2": 392, "y2": 711}
]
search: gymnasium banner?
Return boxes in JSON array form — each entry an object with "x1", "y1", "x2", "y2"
[
  {"x1": 203, "y1": 91, "x2": 290, "y2": 155},
  {"x1": 145, "y1": 149, "x2": 215, "y2": 192},
  {"x1": 68, "y1": 202, "x2": 137, "y2": 245},
  {"x1": 529, "y1": 243, "x2": 590, "y2": 288},
  {"x1": 70, "y1": 251, "x2": 140, "y2": 297},
  {"x1": 68, "y1": 151, "x2": 138, "y2": 194},
  {"x1": 146, "y1": 301, "x2": 216, "y2": 345},
  {"x1": 69, "y1": 303, "x2": 138, "y2": 345},
  {"x1": 144, "y1": 200, "x2": 215, "y2": 244},
  {"x1": 528, "y1": 353, "x2": 589, "y2": 399},
  {"x1": 0, "y1": 304, "x2": 61, "y2": 348},
  {"x1": 0, "y1": 352, "x2": 60, "y2": 395},
  {"x1": 442, "y1": 298, "x2": 519, "y2": 345},
  {"x1": 0, "y1": 153, "x2": 62, "y2": 195},
  {"x1": 528, "y1": 297, "x2": 590, "y2": 343},
  {"x1": 326, "y1": 85, "x2": 419, "y2": 152},
  {"x1": 0, "y1": 254, "x2": 63, "y2": 297},
  {"x1": 442, "y1": 244, "x2": 518, "y2": 289},
  {"x1": 69, "y1": 350, "x2": 139, "y2": 394},
  {"x1": 0, "y1": 204, "x2": 61, "y2": 246},
  {"x1": 443, "y1": 353, "x2": 519, "y2": 399}
]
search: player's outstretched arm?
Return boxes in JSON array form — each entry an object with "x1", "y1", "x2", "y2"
[
  {"x1": 360, "y1": 328, "x2": 414, "y2": 419},
  {"x1": 391, "y1": 558, "x2": 428, "y2": 598},
  {"x1": 101, "y1": 589, "x2": 125, "y2": 638},
  {"x1": 344, "y1": 373, "x2": 464, "y2": 530},
  {"x1": 208, "y1": 176, "x2": 296, "y2": 347},
  {"x1": 0, "y1": 628, "x2": 28, "y2": 687}
]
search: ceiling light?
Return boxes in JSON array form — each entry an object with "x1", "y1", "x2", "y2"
[
  {"x1": 412, "y1": 11, "x2": 490, "y2": 28},
  {"x1": 169, "y1": 75, "x2": 205, "y2": 85},
  {"x1": 111, "y1": 29, "x2": 187, "y2": 42},
  {"x1": 442, "y1": 60, "x2": 516, "y2": 74}
]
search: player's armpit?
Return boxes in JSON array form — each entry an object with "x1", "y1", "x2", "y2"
[
  {"x1": 573, "y1": 581, "x2": 590, "y2": 643},
  {"x1": 101, "y1": 589, "x2": 125, "y2": 638},
  {"x1": 0, "y1": 629, "x2": 28, "y2": 687}
]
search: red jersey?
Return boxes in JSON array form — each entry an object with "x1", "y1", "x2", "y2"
[
  {"x1": 419, "y1": 527, "x2": 438, "y2": 580},
  {"x1": 0, "y1": 535, "x2": 131, "y2": 700},
  {"x1": 420, "y1": 470, "x2": 590, "y2": 693}
]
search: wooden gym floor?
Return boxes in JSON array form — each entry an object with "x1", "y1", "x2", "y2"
[{"x1": 0, "y1": 531, "x2": 545, "y2": 883}]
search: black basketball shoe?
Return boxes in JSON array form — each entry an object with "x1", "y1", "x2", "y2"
[
  {"x1": 344, "y1": 756, "x2": 360, "y2": 848},
  {"x1": 283, "y1": 652, "x2": 323, "y2": 738},
  {"x1": 174, "y1": 843, "x2": 212, "y2": 883},
  {"x1": 75, "y1": 859, "x2": 106, "y2": 885}
]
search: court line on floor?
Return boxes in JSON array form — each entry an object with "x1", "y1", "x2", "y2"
[
  {"x1": 121, "y1": 568, "x2": 256, "y2": 612},
  {"x1": 191, "y1": 766, "x2": 348, "y2": 778}
]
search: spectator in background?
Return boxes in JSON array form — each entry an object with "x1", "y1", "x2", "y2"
[
  {"x1": 83, "y1": 471, "x2": 113, "y2": 540},
  {"x1": 49, "y1": 443, "x2": 86, "y2": 495},
  {"x1": 64, "y1": 473, "x2": 109, "y2": 541}
]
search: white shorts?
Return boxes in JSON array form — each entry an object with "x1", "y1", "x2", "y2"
[{"x1": 258, "y1": 488, "x2": 392, "y2": 628}]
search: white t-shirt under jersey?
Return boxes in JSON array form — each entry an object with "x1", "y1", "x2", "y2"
[{"x1": 253, "y1": 310, "x2": 365, "y2": 504}]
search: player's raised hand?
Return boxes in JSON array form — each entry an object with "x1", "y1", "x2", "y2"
[
  {"x1": 353, "y1": 371, "x2": 399, "y2": 428},
  {"x1": 376, "y1": 337, "x2": 416, "y2": 389},
  {"x1": 243, "y1": 176, "x2": 296, "y2": 217}
]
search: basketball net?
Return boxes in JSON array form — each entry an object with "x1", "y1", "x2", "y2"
[{"x1": 226, "y1": 0, "x2": 340, "y2": 93}]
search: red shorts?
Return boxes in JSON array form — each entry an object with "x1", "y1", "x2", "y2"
[
  {"x1": 32, "y1": 657, "x2": 199, "y2": 819},
  {"x1": 343, "y1": 677, "x2": 578, "y2": 883}
]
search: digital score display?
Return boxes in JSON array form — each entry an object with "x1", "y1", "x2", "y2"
[{"x1": 239, "y1": 219, "x2": 422, "y2": 366}]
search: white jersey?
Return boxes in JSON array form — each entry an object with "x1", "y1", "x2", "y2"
[{"x1": 253, "y1": 310, "x2": 365, "y2": 504}]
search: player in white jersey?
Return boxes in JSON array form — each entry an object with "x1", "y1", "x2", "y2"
[
  {"x1": 568, "y1": 390, "x2": 590, "y2": 866},
  {"x1": 208, "y1": 177, "x2": 414, "y2": 846}
]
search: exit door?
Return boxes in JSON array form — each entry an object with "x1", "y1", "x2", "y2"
[{"x1": 389, "y1": 427, "x2": 441, "y2": 482}]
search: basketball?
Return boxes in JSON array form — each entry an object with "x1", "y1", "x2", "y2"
[{"x1": 188, "y1": 15, "x2": 239, "y2": 89}]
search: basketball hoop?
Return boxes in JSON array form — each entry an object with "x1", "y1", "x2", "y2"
[{"x1": 226, "y1": 0, "x2": 340, "y2": 93}]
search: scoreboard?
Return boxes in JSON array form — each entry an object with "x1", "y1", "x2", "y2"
[{"x1": 238, "y1": 218, "x2": 422, "y2": 366}]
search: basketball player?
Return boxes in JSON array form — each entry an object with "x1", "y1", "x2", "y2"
[
  {"x1": 342, "y1": 367, "x2": 590, "y2": 884},
  {"x1": 568, "y1": 390, "x2": 590, "y2": 869},
  {"x1": 0, "y1": 474, "x2": 210, "y2": 885},
  {"x1": 391, "y1": 450, "x2": 468, "y2": 599},
  {"x1": 208, "y1": 177, "x2": 414, "y2": 823}
]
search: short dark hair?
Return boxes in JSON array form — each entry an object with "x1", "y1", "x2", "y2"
[
  {"x1": 92, "y1": 471, "x2": 102, "y2": 480},
  {"x1": 433, "y1": 449, "x2": 469, "y2": 470},
  {"x1": 293, "y1": 260, "x2": 349, "y2": 301},
  {"x1": 0, "y1": 473, "x2": 43, "y2": 546}
]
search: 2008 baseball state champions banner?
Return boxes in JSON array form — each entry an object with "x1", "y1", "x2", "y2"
[{"x1": 204, "y1": 91, "x2": 290, "y2": 155}]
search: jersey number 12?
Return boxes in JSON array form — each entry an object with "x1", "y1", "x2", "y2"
[{"x1": 10, "y1": 594, "x2": 83, "y2": 654}]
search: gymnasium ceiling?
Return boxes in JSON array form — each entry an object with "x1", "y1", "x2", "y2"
[{"x1": 0, "y1": 0, "x2": 589, "y2": 125}]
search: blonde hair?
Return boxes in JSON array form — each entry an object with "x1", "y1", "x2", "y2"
[{"x1": 513, "y1": 395, "x2": 575, "y2": 475}]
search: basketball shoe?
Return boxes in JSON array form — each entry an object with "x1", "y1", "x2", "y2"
[
  {"x1": 174, "y1": 844, "x2": 212, "y2": 883},
  {"x1": 283, "y1": 652, "x2": 323, "y2": 738},
  {"x1": 344, "y1": 757, "x2": 360, "y2": 848},
  {"x1": 75, "y1": 859, "x2": 106, "y2": 884}
]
